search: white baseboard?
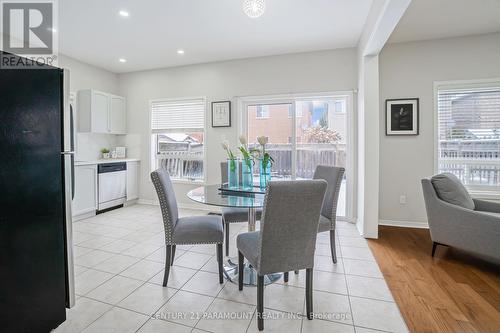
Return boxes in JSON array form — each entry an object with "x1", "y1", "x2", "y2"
[
  {"x1": 379, "y1": 219, "x2": 429, "y2": 229},
  {"x1": 137, "y1": 199, "x2": 157, "y2": 206}
]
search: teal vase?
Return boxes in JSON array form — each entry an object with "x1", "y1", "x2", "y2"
[
  {"x1": 227, "y1": 158, "x2": 239, "y2": 188},
  {"x1": 259, "y1": 158, "x2": 271, "y2": 190},
  {"x1": 241, "y1": 158, "x2": 253, "y2": 190}
]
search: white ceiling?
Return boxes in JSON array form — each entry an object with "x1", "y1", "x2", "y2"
[
  {"x1": 59, "y1": 0, "x2": 373, "y2": 73},
  {"x1": 389, "y1": 0, "x2": 500, "y2": 43}
]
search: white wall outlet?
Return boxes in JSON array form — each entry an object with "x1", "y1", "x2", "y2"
[{"x1": 399, "y1": 195, "x2": 407, "y2": 204}]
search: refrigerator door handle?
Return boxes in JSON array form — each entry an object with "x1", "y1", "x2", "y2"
[{"x1": 62, "y1": 69, "x2": 75, "y2": 308}]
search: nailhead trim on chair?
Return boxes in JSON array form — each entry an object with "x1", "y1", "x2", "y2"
[
  {"x1": 328, "y1": 168, "x2": 344, "y2": 230},
  {"x1": 151, "y1": 171, "x2": 174, "y2": 244}
]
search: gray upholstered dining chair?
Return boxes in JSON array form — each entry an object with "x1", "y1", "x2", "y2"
[
  {"x1": 220, "y1": 161, "x2": 262, "y2": 255},
  {"x1": 314, "y1": 165, "x2": 345, "y2": 264},
  {"x1": 151, "y1": 168, "x2": 224, "y2": 286},
  {"x1": 237, "y1": 180, "x2": 327, "y2": 331}
]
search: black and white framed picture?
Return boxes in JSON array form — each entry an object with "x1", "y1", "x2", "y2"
[
  {"x1": 385, "y1": 98, "x2": 419, "y2": 135},
  {"x1": 212, "y1": 101, "x2": 231, "y2": 127}
]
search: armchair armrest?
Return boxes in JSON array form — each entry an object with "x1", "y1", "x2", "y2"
[{"x1": 473, "y1": 198, "x2": 500, "y2": 213}]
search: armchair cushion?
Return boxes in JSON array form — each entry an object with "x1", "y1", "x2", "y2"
[
  {"x1": 477, "y1": 211, "x2": 500, "y2": 219},
  {"x1": 431, "y1": 173, "x2": 475, "y2": 210},
  {"x1": 173, "y1": 215, "x2": 223, "y2": 244}
]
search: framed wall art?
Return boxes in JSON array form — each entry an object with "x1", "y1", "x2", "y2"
[{"x1": 385, "y1": 98, "x2": 419, "y2": 135}]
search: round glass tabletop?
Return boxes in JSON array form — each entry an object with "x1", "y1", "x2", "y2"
[{"x1": 187, "y1": 184, "x2": 265, "y2": 208}]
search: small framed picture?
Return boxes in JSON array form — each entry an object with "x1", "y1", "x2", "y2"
[
  {"x1": 212, "y1": 101, "x2": 231, "y2": 127},
  {"x1": 386, "y1": 98, "x2": 419, "y2": 135}
]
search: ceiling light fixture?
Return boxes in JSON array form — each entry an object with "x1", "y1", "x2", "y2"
[
  {"x1": 177, "y1": 49, "x2": 185, "y2": 55},
  {"x1": 119, "y1": 58, "x2": 127, "y2": 63},
  {"x1": 119, "y1": 10, "x2": 129, "y2": 17},
  {"x1": 243, "y1": 0, "x2": 265, "y2": 18}
]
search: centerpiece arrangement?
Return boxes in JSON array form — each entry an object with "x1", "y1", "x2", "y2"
[
  {"x1": 221, "y1": 140, "x2": 239, "y2": 188},
  {"x1": 221, "y1": 135, "x2": 273, "y2": 190}
]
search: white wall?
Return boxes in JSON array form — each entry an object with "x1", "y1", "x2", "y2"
[
  {"x1": 59, "y1": 54, "x2": 125, "y2": 161},
  {"x1": 379, "y1": 32, "x2": 500, "y2": 226},
  {"x1": 118, "y1": 49, "x2": 358, "y2": 206}
]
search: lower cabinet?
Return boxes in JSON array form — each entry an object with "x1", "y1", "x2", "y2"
[
  {"x1": 73, "y1": 164, "x2": 98, "y2": 217},
  {"x1": 126, "y1": 161, "x2": 140, "y2": 201}
]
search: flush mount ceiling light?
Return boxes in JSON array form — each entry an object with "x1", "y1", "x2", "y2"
[
  {"x1": 119, "y1": 10, "x2": 129, "y2": 17},
  {"x1": 243, "y1": 0, "x2": 265, "y2": 18},
  {"x1": 177, "y1": 49, "x2": 185, "y2": 55},
  {"x1": 118, "y1": 58, "x2": 127, "y2": 63}
]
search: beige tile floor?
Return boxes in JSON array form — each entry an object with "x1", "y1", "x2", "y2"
[{"x1": 54, "y1": 204, "x2": 408, "y2": 333}]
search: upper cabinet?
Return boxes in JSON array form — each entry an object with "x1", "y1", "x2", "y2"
[{"x1": 77, "y1": 89, "x2": 127, "y2": 134}]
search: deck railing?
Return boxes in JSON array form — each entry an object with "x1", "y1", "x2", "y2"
[{"x1": 439, "y1": 139, "x2": 500, "y2": 186}]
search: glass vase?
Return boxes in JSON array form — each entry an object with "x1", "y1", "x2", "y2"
[
  {"x1": 259, "y1": 158, "x2": 271, "y2": 190},
  {"x1": 241, "y1": 158, "x2": 253, "y2": 190},
  {"x1": 227, "y1": 158, "x2": 239, "y2": 189}
]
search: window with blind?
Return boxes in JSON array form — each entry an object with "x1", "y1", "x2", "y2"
[
  {"x1": 437, "y1": 84, "x2": 500, "y2": 192},
  {"x1": 151, "y1": 98, "x2": 205, "y2": 181}
]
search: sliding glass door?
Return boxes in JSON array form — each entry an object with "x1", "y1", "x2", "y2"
[{"x1": 243, "y1": 94, "x2": 351, "y2": 218}]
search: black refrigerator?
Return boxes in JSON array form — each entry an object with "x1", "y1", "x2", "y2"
[{"x1": 0, "y1": 51, "x2": 75, "y2": 332}]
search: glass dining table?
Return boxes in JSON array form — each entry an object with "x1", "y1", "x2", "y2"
[{"x1": 187, "y1": 184, "x2": 282, "y2": 285}]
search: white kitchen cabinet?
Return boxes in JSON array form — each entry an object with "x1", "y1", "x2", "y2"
[
  {"x1": 73, "y1": 164, "x2": 98, "y2": 217},
  {"x1": 109, "y1": 95, "x2": 126, "y2": 134},
  {"x1": 126, "y1": 161, "x2": 140, "y2": 201},
  {"x1": 77, "y1": 89, "x2": 126, "y2": 134}
]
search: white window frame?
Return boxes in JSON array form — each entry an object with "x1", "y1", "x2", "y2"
[
  {"x1": 434, "y1": 78, "x2": 500, "y2": 200},
  {"x1": 149, "y1": 96, "x2": 207, "y2": 185},
  {"x1": 237, "y1": 91, "x2": 355, "y2": 219}
]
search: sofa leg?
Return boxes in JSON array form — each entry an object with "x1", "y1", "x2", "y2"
[
  {"x1": 431, "y1": 242, "x2": 438, "y2": 257},
  {"x1": 432, "y1": 242, "x2": 449, "y2": 257}
]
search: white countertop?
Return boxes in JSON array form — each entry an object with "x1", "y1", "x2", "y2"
[{"x1": 75, "y1": 158, "x2": 140, "y2": 166}]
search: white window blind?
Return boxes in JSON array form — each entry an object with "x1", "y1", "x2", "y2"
[
  {"x1": 151, "y1": 98, "x2": 205, "y2": 132},
  {"x1": 437, "y1": 84, "x2": 500, "y2": 189}
]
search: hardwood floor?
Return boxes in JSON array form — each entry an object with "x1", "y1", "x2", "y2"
[{"x1": 367, "y1": 226, "x2": 500, "y2": 333}]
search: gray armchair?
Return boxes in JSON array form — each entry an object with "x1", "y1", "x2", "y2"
[
  {"x1": 421, "y1": 173, "x2": 500, "y2": 260},
  {"x1": 151, "y1": 169, "x2": 224, "y2": 286},
  {"x1": 220, "y1": 161, "x2": 262, "y2": 255},
  {"x1": 236, "y1": 180, "x2": 327, "y2": 331}
]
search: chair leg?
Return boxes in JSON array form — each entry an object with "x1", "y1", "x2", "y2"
[
  {"x1": 217, "y1": 243, "x2": 224, "y2": 284},
  {"x1": 284, "y1": 272, "x2": 289, "y2": 282},
  {"x1": 306, "y1": 268, "x2": 313, "y2": 320},
  {"x1": 330, "y1": 229, "x2": 337, "y2": 264},
  {"x1": 225, "y1": 222, "x2": 230, "y2": 256},
  {"x1": 163, "y1": 245, "x2": 172, "y2": 287},
  {"x1": 170, "y1": 245, "x2": 176, "y2": 266},
  {"x1": 257, "y1": 275, "x2": 264, "y2": 331},
  {"x1": 238, "y1": 251, "x2": 244, "y2": 290}
]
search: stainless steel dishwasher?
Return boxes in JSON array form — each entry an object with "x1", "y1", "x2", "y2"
[{"x1": 98, "y1": 162, "x2": 127, "y2": 211}]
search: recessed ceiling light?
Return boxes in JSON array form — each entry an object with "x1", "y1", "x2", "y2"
[
  {"x1": 243, "y1": 0, "x2": 265, "y2": 18},
  {"x1": 119, "y1": 58, "x2": 127, "y2": 63},
  {"x1": 177, "y1": 49, "x2": 185, "y2": 55},
  {"x1": 119, "y1": 10, "x2": 129, "y2": 17}
]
